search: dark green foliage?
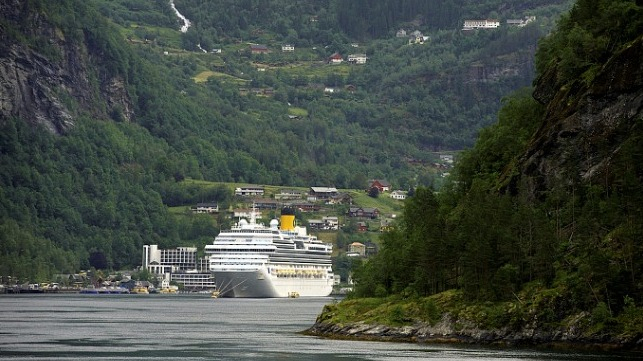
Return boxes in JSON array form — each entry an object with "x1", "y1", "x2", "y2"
[
  {"x1": 351, "y1": 1, "x2": 643, "y2": 328},
  {"x1": 0, "y1": 116, "x2": 207, "y2": 280},
  {"x1": 535, "y1": 0, "x2": 643, "y2": 85}
]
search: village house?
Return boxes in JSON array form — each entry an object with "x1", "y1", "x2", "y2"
[
  {"x1": 396, "y1": 29, "x2": 407, "y2": 38},
  {"x1": 348, "y1": 207, "x2": 379, "y2": 219},
  {"x1": 368, "y1": 179, "x2": 391, "y2": 193},
  {"x1": 380, "y1": 219, "x2": 395, "y2": 232},
  {"x1": 348, "y1": 242, "x2": 366, "y2": 257},
  {"x1": 308, "y1": 187, "x2": 338, "y2": 200},
  {"x1": 323, "y1": 216, "x2": 339, "y2": 229},
  {"x1": 347, "y1": 54, "x2": 367, "y2": 64},
  {"x1": 462, "y1": 19, "x2": 500, "y2": 30},
  {"x1": 307, "y1": 219, "x2": 324, "y2": 230},
  {"x1": 390, "y1": 190, "x2": 407, "y2": 200},
  {"x1": 325, "y1": 193, "x2": 352, "y2": 205},
  {"x1": 289, "y1": 202, "x2": 321, "y2": 212},
  {"x1": 274, "y1": 189, "x2": 303, "y2": 200},
  {"x1": 356, "y1": 221, "x2": 369, "y2": 232},
  {"x1": 253, "y1": 199, "x2": 279, "y2": 210},
  {"x1": 409, "y1": 34, "x2": 424, "y2": 44},
  {"x1": 250, "y1": 44, "x2": 270, "y2": 54},
  {"x1": 307, "y1": 216, "x2": 339, "y2": 231},
  {"x1": 365, "y1": 241, "x2": 378, "y2": 256},
  {"x1": 440, "y1": 154, "x2": 454, "y2": 164},
  {"x1": 281, "y1": 44, "x2": 294, "y2": 52},
  {"x1": 408, "y1": 30, "x2": 426, "y2": 44},
  {"x1": 328, "y1": 52, "x2": 343, "y2": 64},
  {"x1": 192, "y1": 202, "x2": 219, "y2": 214},
  {"x1": 507, "y1": 16, "x2": 536, "y2": 27},
  {"x1": 234, "y1": 186, "x2": 265, "y2": 197}
]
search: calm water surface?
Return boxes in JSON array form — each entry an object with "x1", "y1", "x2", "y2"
[{"x1": 1, "y1": 294, "x2": 641, "y2": 360}]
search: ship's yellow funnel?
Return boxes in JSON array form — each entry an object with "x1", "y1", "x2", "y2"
[
  {"x1": 280, "y1": 214, "x2": 295, "y2": 231},
  {"x1": 280, "y1": 208, "x2": 296, "y2": 231}
]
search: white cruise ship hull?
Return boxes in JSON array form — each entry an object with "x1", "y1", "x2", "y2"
[{"x1": 214, "y1": 269, "x2": 333, "y2": 298}]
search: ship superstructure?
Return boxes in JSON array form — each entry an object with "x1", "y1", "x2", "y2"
[{"x1": 204, "y1": 208, "x2": 334, "y2": 297}]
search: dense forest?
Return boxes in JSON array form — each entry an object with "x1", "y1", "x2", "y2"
[
  {"x1": 1, "y1": 0, "x2": 571, "y2": 280},
  {"x1": 350, "y1": 0, "x2": 643, "y2": 334}
]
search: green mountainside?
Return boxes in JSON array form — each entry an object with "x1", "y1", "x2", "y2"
[
  {"x1": 315, "y1": 0, "x2": 643, "y2": 347},
  {"x1": 1, "y1": 0, "x2": 570, "y2": 279}
]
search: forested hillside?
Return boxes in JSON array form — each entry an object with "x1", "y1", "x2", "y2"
[
  {"x1": 1, "y1": 0, "x2": 570, "y2": 280},
  {"x1": 345, "y1": 0, "x2": 643, "y2": 342}
]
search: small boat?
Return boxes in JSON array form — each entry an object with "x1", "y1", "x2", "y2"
[
  {"x1": 79, "y1": 287, "x2": 99, "y2": 294},
  {"x1": 130, "y1": 286, "x2": 149, "y2": 294},
  {"x1": 211, "y1": 290, "x2": 221, "y2": 298},
  {"x1": 159, "y1": 287, "x2": 178, "y2": 294}
]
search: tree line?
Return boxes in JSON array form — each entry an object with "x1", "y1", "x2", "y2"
[{"x1": 351, "y1": 0, "x2": 643, "y2": 327}]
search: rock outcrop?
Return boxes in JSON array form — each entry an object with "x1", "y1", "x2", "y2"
[
  {"x1": 0, "y1": 1, "x2": 133, "y2": 134},
  {"x1": 305, "y1": 313, "x2": 643, "y2": 351},
  {"x1": 504, "y1": 35, "x2": 643, "y2": 196}
]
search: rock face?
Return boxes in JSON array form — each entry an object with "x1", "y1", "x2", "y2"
[
  {"x1": 0, "y1": 45, "x2": 74, "y2": 134},
  {"x1": 305, "y1": 313, "x2": 643, "y2": 350},
  {"x1": 0, "y1": 1, "x2": 133, "y2": 134},
  {"x1": 505, "y1": 35, "x2": 643, "y2": 196}
]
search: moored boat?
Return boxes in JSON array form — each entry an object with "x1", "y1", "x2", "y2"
[{"x1": 130, "y1": 285, "x2": 149, "y2": 294}]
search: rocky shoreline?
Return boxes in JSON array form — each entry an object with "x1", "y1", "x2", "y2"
[{"x1": 303, "y1": 314, "x2": 643, "y2": 352}]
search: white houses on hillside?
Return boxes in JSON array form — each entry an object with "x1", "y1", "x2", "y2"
[
  {"x1": 462, "y1": 19, "x2": 500, "y2": 30},
  {"x1": 347, "y1": 54, "x2": 367, "y2": 64}
]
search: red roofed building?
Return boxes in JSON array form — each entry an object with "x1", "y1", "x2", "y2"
[{"x1": 328, "y1": 52, "x2": 343, "y2": 64}]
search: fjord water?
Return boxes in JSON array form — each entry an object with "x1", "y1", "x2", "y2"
[{"x1": 0, "y1": 294, "x2": 640, "y2": 360}]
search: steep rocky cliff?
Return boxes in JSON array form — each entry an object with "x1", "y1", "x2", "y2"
[
  {"x1": 506, "y1": 35, "x2": 643, "y2": 195},
  {"x1": 0, "y1": 0, "x2": 133, "y2": 134}
]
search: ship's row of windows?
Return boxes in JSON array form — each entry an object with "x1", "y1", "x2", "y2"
[
  {"x1": 206, "y1": 249, "x2": 275, "y2": 253},
  {"x1": 208, "y1": 253, "x2": 330, "y2": 262},
  {"x1": 211, "y1": 263, "x2": 264, "y2": 267}
]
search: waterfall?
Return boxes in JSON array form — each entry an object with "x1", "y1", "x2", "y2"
[{"x1": 169, "y1": 0, "x2": 191, "y2": 33}]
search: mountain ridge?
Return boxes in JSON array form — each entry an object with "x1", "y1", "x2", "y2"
[{"x1": 0, "y1": 0, "x2": 577, "y2": 280}]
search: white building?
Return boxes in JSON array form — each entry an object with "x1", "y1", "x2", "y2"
[
  {"x1": 308, "y1": 216, "x2": 339, "y2": 230},
  {"x1": 507, "y1": 16, "x2": 536, "y2": 27},
  {"x1": 347, "y1": 54, "x2": 367, "y2": 64},
  {"x1": 275, "y1": 189, "x2": 303, "y2": 200},
  {"x1": 463, "y1": 19, "x2": 500, "y2": 30},
  {"x1": 235, "y1": 186, "x2": 265, "y2": 196},
  {"x1": 281, "y1": 44, "x2": 295, "y2": 52},
  {"x1": 142, "y1": 245, "x2": 215, "y2": 290},
  {"x1": 323, "y1": 216, "x2": 339, "y2": 230},
  {"x1": 440, "y1": 154, "x2": 454, "y2": 164},
  {"x1": 390, "y1": 190, "x2": 407, "y2": 200},
  {"x1": 348, "y1": 242, "x2": 366, "y2": 257},
  {"x1": 142, "y1": 245, "x2": 198, "y2": 272},
  {"x1": 193, "y1": 202, "x2": 219, "y2": 214}
]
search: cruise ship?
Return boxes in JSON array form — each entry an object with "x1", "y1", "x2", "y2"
[{"x1": 204, "y1": 208, "x2": 334, "y2": 298}]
